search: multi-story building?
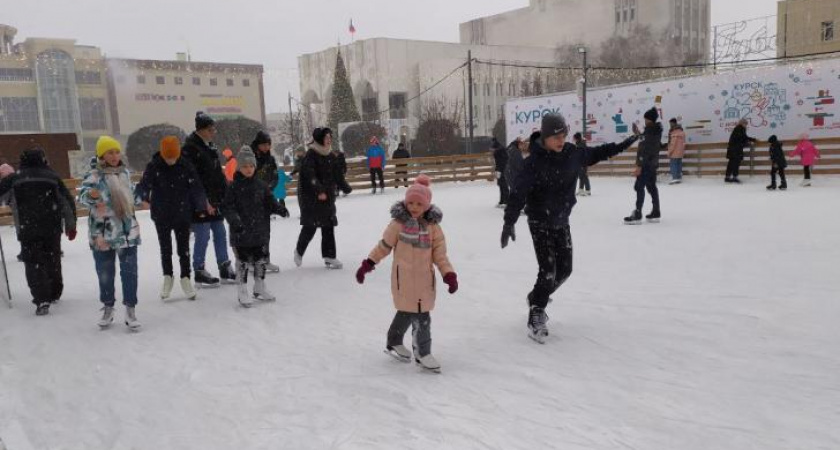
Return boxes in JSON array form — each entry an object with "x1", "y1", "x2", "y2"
[{"x1": 778, "y1": 0, "x2": 840, "y2": 58}]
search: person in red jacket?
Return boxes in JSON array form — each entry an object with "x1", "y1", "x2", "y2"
[{"x1": 366, "y1": 137, "x2": 387, "y2": 194}]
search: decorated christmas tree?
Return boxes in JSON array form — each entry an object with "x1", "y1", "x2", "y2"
[{"x1": 327, "y1": 50, "x2": 361, "y2": 131}]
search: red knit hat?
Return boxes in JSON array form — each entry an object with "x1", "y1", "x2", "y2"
[
  {"x1": 405, "y1": 174, "x2": 432, "y2": 210},
  {"x1": 160, "y1": 136, "x2": 181, "y2": 160}
]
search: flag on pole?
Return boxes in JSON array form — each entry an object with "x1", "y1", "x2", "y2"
[{"x1": 349, "y1": 19, "x2": 356, "y2": 35}]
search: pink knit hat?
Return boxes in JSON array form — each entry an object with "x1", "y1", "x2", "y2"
[
  {"x1": 0, "y1": 163, "x2": 14, "y2": 178},
  {"x1": 405, "y1": 174, "x2": 432, "y2": 210}
]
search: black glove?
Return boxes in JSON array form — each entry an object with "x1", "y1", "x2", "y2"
[
  {"x1": 501, "y1": 223, "x2": 516, "y2": 249},
  {"x1": 278, "y1": 207, "x2": 290, "y2": 218},
  {"x1": 343, "y1": 186, "x2": 353, "y2": 195}
]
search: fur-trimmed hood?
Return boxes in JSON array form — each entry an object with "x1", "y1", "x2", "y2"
[
  {"x1": 309, "y1": 142, "x2": 331, "y2": 156},
  {"x1": 390, "y1": 201, "x2": 443, "y2": 225}
]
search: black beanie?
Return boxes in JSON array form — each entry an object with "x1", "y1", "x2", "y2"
[
  {"x1": 252, "y1": 130, "x2": 272, "y2": 148},
  {"x1": 312, "y1": 127, "x2": 332, "y2": 146},
  {"x1": 540, "y1": 113, "x2": 569, "y2": 140},
  {"x1": 195, "y1": 111, "x2": 215, "y2": 130},
  {"x1": 768, "y1": 135, "x2": 778, "y2": 144},
  {"x1": 644, "y1": 107, "x2": 659, "y2": 123}
]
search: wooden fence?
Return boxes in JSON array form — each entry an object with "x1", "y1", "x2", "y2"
[{"x1": 1, "y1": 136, "x2": 837, "y2": 226}]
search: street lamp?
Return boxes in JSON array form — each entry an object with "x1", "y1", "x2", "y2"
[{"x1": 578, "y1": 46, "x2": 588, "y2": 141}]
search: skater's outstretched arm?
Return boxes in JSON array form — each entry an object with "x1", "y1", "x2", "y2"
[{"x1": 585, "y1": 135, "x2": 639, "y2": 167}]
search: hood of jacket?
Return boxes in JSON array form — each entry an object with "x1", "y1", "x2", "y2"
[{"x1": 390, "y1": 201, "x2": 443, "y2": 225}]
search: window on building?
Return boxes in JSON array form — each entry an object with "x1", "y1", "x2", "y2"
[
  {"x1": 137, "y1": 75, "x2": 146, "y2": 84},
  {"x1": 616, "y1": 11, "x2": 621, "y2": 24},
  {"x1": 822, "y1": 21, "x2": 835, "y2": 42},
  {"x1": 630, "y1": 8, "x2": 635, "y2": 21},
  {"x1": 623, "y1": 10, "x2": 627, "y2": 22},
  {"x1": 509, "y1": 82, "x2": 515, "y2": 96},
  {"x1": 362, "y1": 97, "x2": 379, "y2": 120},
  {"x1": 485, "y1": 104, "x2": 491, "y2": 121},
  {"x1": 389, "y1": 92, "x2": 407, "y2": 119},
  {"x1": 226, "y1": 78, "x2": 234, "y2": 87},
  {"x1": 242, "y1": 79, "x2": 251, "y2": 87},
  {"x1": 79, "y1": 97, "x2": 107, "y2": 131},
  {"x1": 192, "y1": 77, "x2": 201, "y2": 86},
  {"x1": 210, "y1": 78, "x2": 218, "y2": 86},
  {"x1": 75, "y1": 71, "x2": 102, "y2": 85},
  {"x1": 0, "y1": 68, "x2": 34, "y2": 82},
  {"x1": 36, "y1": 49, "x2": 79, "y2": 133},
  {"x1": 175, "y1": 76, "x2": 183, "y2": 85},
  {"x1": 156, "y1": 76, "x2": 165, "y2": 85},
  {"x1": 0, "y1": 97, "x2": 40, "y2": 132}
]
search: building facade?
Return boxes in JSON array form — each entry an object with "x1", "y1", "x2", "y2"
[
  {"x1": 460, "y1": 0, "x2": 711, "y2": 63},
  {"x1": 0, "y1": 25, "x2": 265, "y2": 175},
  {"x1": 778, "y1": 0, "x2": 840, "y2": 58}
]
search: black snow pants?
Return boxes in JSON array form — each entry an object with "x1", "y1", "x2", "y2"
[{"x1": 527, "y1": 222, "x2": 573, "y2": 309}]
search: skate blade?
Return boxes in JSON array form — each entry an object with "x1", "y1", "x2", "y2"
[
  {"x1": 325, "y1": 264, "x2": 343, "y2": 270},
  {"x1": 623, "y1": 220, "x2": 643, "y2": 226},
  {"x1": 528, "y1": 331, "x2": 547, "y2": 344},
  {"x1": 384, "y1": 349, "x2": 411, "y2": 363},
  {"x1": 415, "y1": 361, "x2": 441, "y2": 373},
  {"x1": 98, "y1": 322, "x2": 113, "y2": 330},
  {"x1": 195, "y1": 283, "x2": 220, "y2": 289},
  {"x1": 238, "y1": 301, "x2": 254, "y2": 308},
  {"x1": 646, "y1": 218, "x2": 660, "y2": 223},
  {"x1": 220, "y1": 279, "x2": 238, "y2": 285},
  {"x1": 253, "y1": 295, "x2": 276, "y2": 302},
  {"x1": 125, "y1": 323, "x2": 142, "y2": 332}
]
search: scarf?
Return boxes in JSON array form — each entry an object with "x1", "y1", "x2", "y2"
[
  {"x1": 310, "y1": 142, "x2": 331, "y2": 156},
  {"x1": 101, "y1": 164, "x2": 134, "y2": 219},
  {"x1": 390, "y1": 202, "x2": 443, "y2": 249}
]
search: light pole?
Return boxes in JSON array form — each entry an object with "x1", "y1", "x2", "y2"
[{"x1": 578, "y1": 46, "x2": 588, "y2": 140}]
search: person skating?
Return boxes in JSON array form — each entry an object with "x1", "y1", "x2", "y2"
[
  {"x1": 573, "y1": 133, "x2": 592, "y2": 196},
  {"x1": 667, "y1": 118, "x2": 686, "y2": 184},
  {"x1": 355, "y1": 175, "x2": 457, "y2": 372},
  {"x1": 790, "y1": 134, "x2": 820, "y2": 187},
  {"x1": 492, "y1": 138, "x2": 509, "y2": 207},
  {"x1": 295, "y1": 128, "x2": 353, "y2": 269},
  {"x1": 725, "y1": 119, "x2": 756, "y2": 184},
  {"x1": 78, "y1": 136, "x2": 142, "y2": 330},
  {"x1": 135, "y1": 136, "x2": 210, "y2": 301},
  {"x1": 366, "y1": 137, "x2": 386, "y2": 194},
  {"x1": 501, "y1": 113, "x2": 639, "y2": 343},
  {"x1": 223, "y1": 147, "x2": 289, "y2": 307},
  {"x1": 505, "y1": 135, "x2": 530, "y2": 192},
  {"x1": 0, "y1": 147, "x2": 76, "y2": 316},
  {"x1": 252, "y1": 130, "x2": 282, "y2": 273},
  {"x1": 392, "y1": 143, "x2": 411, "y2": 188},
  {"x1": 766, "y1": 135, "x2": 788, "y2": 191},
  {"x1": 624, "y1": 108, "x2": 662, "y2": 225},
  {"x1": 182, "y1": 111, "x2": 235, "y2": 286}
]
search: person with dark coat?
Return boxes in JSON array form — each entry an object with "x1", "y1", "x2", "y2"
[
  {"x1": 0, "y1": 147, "x2": 76, "y2": 316},
  {"x1": 224, "y1": 147, "x2": 289, "y2": 307},
  {"x1": 501, "y1": 113, "x2": 639, "y2": 343},
  {"x1": 624, "y1": 107, "x2": 663, "y2": 224},
  {"x1": 392, "y1": 143, "x2": 411, "y2": 188},
  {"x1": 725, "y1": 118, "x2": 756, "y2": 183},
  {"x1": 135, "y1": 136, "x2": 209, "y2": 300},
  {"x1": 251, "y1": 130, "x2": 282, "y2": 273},
  {"x1": 767, "y1": 135, "x2": 788, "y2": 191},
  {"x1": 181, "y1": 111, "x2": 235, "y2": 286},
  {"x1": 332, "y1": 147, "x2": 348, "y2": 197},
  {"x1": 573, "y1": 133, "x2": 592, "y2": 196},
  {"x1": 492, "y1": 138, "x2": 509, "y2": 207},
  {"x1": 294, "y1": 127, "x2": 353, "y2": 269},
  {"x1": 505, "y1": 135, "x2": 530, "y2": 190}
]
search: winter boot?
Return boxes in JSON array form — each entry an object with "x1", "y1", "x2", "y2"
[
  {"x1": 385, "y1": 345, "x2": 412, "y2": 363},
  {"x1": 194, "y1": 268, "x2": 220, "y2": 288},
  {"x1": 160, "y1": 275, "x2": 174, "y2": 299},
  {"x1": 98, "y1": 306, "x2": 114, "y2": 329},
  {"x1": 218, "y1": 261, "x2": 237, "y2": 284},
  {"x1": 180, "y1": 277, "x2": 197, "y2": 300},
  {"x1": 527, "y1": 305, "x2": 549, "y2": 344},
  {"x1": 35, "y1": 302, "x2": 50, "y2": 316},
  {"x1": 125, "y1": 306, "x2": 141, "y2": 331},
  {"x1": 415, "y1": 354, "x2": 441, "y2": 373},
  {"x1": 623, "y1": 209, "x2": 642, "y2": 225},
  {"x1": 324, "y1": 258, "x2": 343, "y2": 270},
  {"x1": 293, "y1": 250, "x2": 303, "y2": 267},
  {"x1": 645, "y1": 209, "x2": 661, "y2": 223}
]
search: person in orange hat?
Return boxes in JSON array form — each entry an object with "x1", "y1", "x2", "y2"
[
  {"x1": 222, "y1": 148, "x2": 237, "y2": 183},
  {"x1": 136, "y1": 136, "x2": 211, "y2": 301}
]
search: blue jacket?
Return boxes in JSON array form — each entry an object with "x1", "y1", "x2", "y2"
[
  {"x1": 273, "y1": 169, "x2": 292, "y2": 200},
  {"x1": 366, "y1": 145, "x2": 386, "y2": 169}
]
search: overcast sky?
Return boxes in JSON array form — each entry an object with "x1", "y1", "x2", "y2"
[{"x1": 6, "y1": 0, "x2": 776, "y2": 112}]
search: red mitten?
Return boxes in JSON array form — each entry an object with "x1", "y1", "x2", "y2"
[
  {"x1": 66, "y1": 229, "x2": 77, "y2": 241},
  {"x1": 443, "y1": 272, "x2": 458, "y2": 294},
  {"x1": 355, "y1": 259, "x2": 375, "y2": 284}
]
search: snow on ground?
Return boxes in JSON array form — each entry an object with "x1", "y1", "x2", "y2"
[{"x1": 1, "y1": 176, "x2": 839, "y2": 450}]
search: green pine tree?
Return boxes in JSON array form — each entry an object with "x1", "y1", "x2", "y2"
[{"x1": 327, "y1": 50, "x2": 361, "y2": 131}]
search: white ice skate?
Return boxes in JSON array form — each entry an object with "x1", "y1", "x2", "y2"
[
  {"x1": 253, "y1": 278, "x2": 276, "y2": 302},
  {"x1": 264, "y1": 262, "x2": 281, "y2": 273},
  {"x1": 527, "y1": 306, "x2": 549, "y2": 344},
  {"x1": 668, "y1": 179, "x2": 682, "y2": 185},
  {"x1": 124, "y1": 307, "x2": 141, "y2": 331},
  {"x1": 415, "y1": 354, "x2": 441, "y2": 373},
  {"x1": 384, "y1": 345, "x2": 412, "y2": 363},
  {"x1": 293, "y1": 250, "x2": 303, "y2": 267},
  {"x1": 180, "y1": 277, "x2": 197, "y2": 300},
  {"x1": 160, "y1": 275, "x2": 174, "y2": 299},
  {"x1": 324, "y1": 258, "x2": 343, "y2": 270},
  {"x1": 237, "y1": 282, "x2": 253, "y2": 308},
  {"x1": 98, "y1": 306, "x2": 114, "y2": 329},
  {"x1": 801, "y1": 179, "x2": 812, "y2": 187}
]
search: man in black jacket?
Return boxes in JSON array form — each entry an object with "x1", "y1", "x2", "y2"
[
  {"x1": 492, "y1": 138, "x2": 509, "y2": 207},
  {"x1": 501, "y1": 113, "x2": 639, "y2": 343},
  {"x1": 0, "y1": 147, "x2": 77, "y2": 315},
  {"x1": 392, "y1": 143, "x2": 411, "y2": 188},
  {"x1": 624, "y1": 107, "x2": 663, "y2": 224},
  {"x1": 725, "y1": 118, "x2": 756, "y2": 183},
  {"x1": 251, "y1": 130, "x2": 282, "y2": 273},
  {"x1": 182, "y1": 111, "x2": 235, "y2": 286}
]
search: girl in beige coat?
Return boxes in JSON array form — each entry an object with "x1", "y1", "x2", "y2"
[{"x1": 355, "y1": 175, "x2": 458, "y2": 373}]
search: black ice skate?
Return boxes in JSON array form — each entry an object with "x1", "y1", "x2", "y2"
[
  {"x1": 645, "y1": 209, "x2": 661, "y2": 223},
  {"x1": 527, "y1": 306, "x2": 549, "y2": 344},
  {"x1": 623, "y1": 209, "x2": 642, "y2": 225},
  {"x1": 194, "y1": 268, "x2": 220, "y2": 288},
  {"x1": 219, "y1": 261, "x2": 238, "y2": 284}
]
